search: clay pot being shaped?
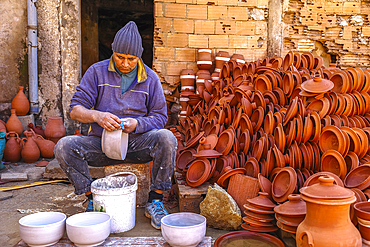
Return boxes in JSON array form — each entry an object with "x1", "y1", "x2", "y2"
[
  {"x1": 11, "y1": 86, "x2": 30, "y2": 116},
  {"x1": 6, "y1": 109, "x2": 24, "y2": 136},
  {"x1": 297, "y1": 176, "x2": 361, "y2": 247},
  {"x1": 21, "y1": 132, "x2": 40, "y2": 163},
  {"x1": 44, "y1": 117, "x2": 66, "y2": 144},
  {"x1": 3, "y1": 132, "x2": 22, "y2": 163},
  {"x1": 34, "y1": 134, "x2": 56, "y2": 159}
]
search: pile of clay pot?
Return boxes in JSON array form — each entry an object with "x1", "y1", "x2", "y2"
[
  {"x1": 0, "y1": 86, "x2": 68, "y2": 166},
  {"x1": 174, "y1": 48, "x2": 370, "y2": 240}
]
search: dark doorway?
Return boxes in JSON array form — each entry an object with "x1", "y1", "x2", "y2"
[{"x1": 81, "y1": 0, "x2": 154, "y2": 76}]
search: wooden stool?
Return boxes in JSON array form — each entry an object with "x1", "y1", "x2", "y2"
[{"x1": 104, "y1": 163, "x2": 150, "y2": 207}]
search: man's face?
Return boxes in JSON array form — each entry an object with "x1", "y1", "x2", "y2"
[{"x1": 112, "y1": 52, "x2": 140, "y2": 73}]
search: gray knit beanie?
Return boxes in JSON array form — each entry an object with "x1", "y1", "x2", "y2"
[{"x1": 112, "y1": 21, "x2": 143, "y2": 57}]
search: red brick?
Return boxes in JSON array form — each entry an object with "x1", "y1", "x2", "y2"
[
  {"x1": 154, "y1": 47, "x2": 175, "y2": 61},
  {"x1": 195, "y1": 20, "x2": 215, "y2": 34},
  {"x1": 189, "y1": 35, "x2": 209, "y2": 48},
  {"x1": 167, "y1": 33, "x2": 188, "y2": 47},
  {"x1": 187, "y1": 5, "x2": 208, "y2": 19},
  {"x1": 228, "y1": 7, "x2": 248, "y2": 20},
  {"x1": 176, "y1": 48, "x2": 196, "y2": 61},
  {"x1": 235, "y1": 21, "x2": 255, "y2": 35},
  {"x1": 176, "y1": 0, "x2": 194, "y2": 3},
  {"x1": 343, "y1": 1, "x2": 360, "y2": 14},
  {"x1": 167, "y1": 62, "x2": 188, "y2": 76},
  {"x1": 208, "y1": 6, "x2": 227, "y2": 19},
  {"x1": 215, "y1": 20, "x2": 236, "y2": 34},
  {"x1": 209, "y1": 35, "x2": 228, "y2": 48},
  {"x1": 155, "y1": 18, "x2": 173, "y2": 32},
  {"x1": 165, "y1": 4, "x2": 187, "y2": 18},
  {"x1": 154, "y1": 3, "x2": 164, "y2": 17},
  {"x1": 229, "y1": 35, "x2": 248, "y2": 49},
  {"x1": 174, "y1": 19, "x2": 194, "y2": 33},
  {"x1": 362, "y1": 27, "x2": 370, "y2": 36}
]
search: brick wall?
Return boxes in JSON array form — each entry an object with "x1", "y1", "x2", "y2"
[
  {"x1": 283, "y1": 0, "x2": 370, "y2": 69},
  {"x1": 153, "y1": 0, "x2": 268, "y2": 95}
]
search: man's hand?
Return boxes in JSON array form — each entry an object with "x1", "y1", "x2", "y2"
[
  {"x1": 122, "y1": 118, "x2": 137, "y2": 133},
  {"x1": 95, "y1": 112, "x2": 122, "y2": 131}
]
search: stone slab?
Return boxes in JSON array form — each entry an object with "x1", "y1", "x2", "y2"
[
  {"x1": 43, "y1": 158, "x2": 104, "y2": 179},
  {"x1": 1, "y1": 173, "x2": 28, "y2": 181},
  {"x1": 0, "y1": 191, "x2": 13, "y2": 201},
  {"x1": 104, "y1": 163, "x2": 150, "y2": 207},
  {"x1": 16, "y1": 237, "x2": 212, "y2": 246}
]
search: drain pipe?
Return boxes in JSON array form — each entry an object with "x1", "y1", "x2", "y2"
[{"x1": 27, "y1": 0, "x2": 39, "y2": 114}]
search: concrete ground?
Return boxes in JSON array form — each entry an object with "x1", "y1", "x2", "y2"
[{"x1": 0, "y1": 161, "x2": 232, "y2": 247}]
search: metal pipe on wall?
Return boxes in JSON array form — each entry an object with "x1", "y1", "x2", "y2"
[{"x1": 27, "y1": 0, "x2": 39, "y2": 114}]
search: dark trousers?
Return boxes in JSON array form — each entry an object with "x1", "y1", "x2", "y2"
[{"x1": 54, "y1": 129, "x2": 177, "y2": 195}]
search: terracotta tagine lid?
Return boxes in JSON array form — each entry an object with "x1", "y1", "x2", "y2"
[
  {"x1": 320, "y1": 149, "x2": 347, "y2": 180},
  {"x1": 274, "y1": 194, "x2": 306, "y2": 217},
  {"x1": 35, "y1": 158, "x2": 49, "y2": 167},
  {"x1": 193, "y1": 143, "x2": 222, "y2": 158},
  {"x1": 301, "y1": 74, "x2": 334, "y2": 93},
  {"x1": 303, "y1": 172, "x2": 344, "y2": 187},
  {"x1": 272, "y1": 167, "x2": 297, "y2": 203},
  {"x1": 186, "y1": 158, "x2": 211, "y2": 187},
  {"x1": 216, "y1": 166, "x2": 247, "y2": 187},
  {"x1": 247, "y1": 192, "x2": 277, "y2": 210},
  {"x1": 300, "y1": 176, "x2": 355, "y2": 201}
]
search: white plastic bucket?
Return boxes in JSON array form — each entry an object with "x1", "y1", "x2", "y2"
[{"x1": 91, "y1": 172, "x2": 138, "y2": 233}]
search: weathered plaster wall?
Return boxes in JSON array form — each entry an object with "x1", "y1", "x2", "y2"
[
  {"x1": 59, "y1": 0, "x2": 81, "y2": 133},
  {"x1": 37, "y1": 0, "x2": 63, "y2": 123},
  {"x1": 0, "y1": 1, "x2": 27, "y2": 104}
]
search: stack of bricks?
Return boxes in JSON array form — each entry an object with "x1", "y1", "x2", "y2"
[
  {"x1": 153, "y1": 0, "x2": 269, "y2": 95},
  {"x1": 283, "y1": 0, "x2": 370, "y2": 69}
]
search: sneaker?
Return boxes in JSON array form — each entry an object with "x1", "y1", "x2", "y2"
[
  {"x1": 85, "y1": 199, "x2": 94, "y2": 212},
  {"x1": 145, "y1": 199, "x2": 169, "y2": 229}
]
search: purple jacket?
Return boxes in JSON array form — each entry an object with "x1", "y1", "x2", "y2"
[{"x1": 70, "y1": 57, "x2": 168, "y2": 138}]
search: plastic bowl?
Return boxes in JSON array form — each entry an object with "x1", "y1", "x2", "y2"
[
  {"x1": 19, "y1": 212, "x2": 66, "y2": 247},
  {"x1": 161, "y1": 212, "x2": 206, "y2": 247},
  {"x1": 66, "y1": 212, "x2": 111, "y2": 247}
]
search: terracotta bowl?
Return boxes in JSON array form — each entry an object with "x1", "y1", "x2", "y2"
[
  {"x1": 214, "y1": 231, "x2": 284, "y2": 247},
  {"x1": 354, "y1": 202, "x2": 370, "y2": 221},
  {"x1": 303, "y1": 172, "x2": 344, "y2": 187},
  {"x1": 344, "y1": 164, "x2": 370, "y2": 190}
]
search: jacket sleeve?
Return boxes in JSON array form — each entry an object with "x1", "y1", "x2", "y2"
[
  {"x1": 69, "y1": 66, "x2": 98, "y2": 113},
  {"x1": 132, "y1": 75, "x2": 168, "y2": 134}
]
